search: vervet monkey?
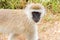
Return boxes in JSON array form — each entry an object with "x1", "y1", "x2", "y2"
[{"x1": 0, "y1": 3, "x2": 46, "y2": 40}]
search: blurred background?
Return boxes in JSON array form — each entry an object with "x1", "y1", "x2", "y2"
[
  {"x1": 0, "y1": 0, "x2": 60, "y2": 40},
  {"x1": 0, "y1": 0, "x2": 60, "y2": 13}
]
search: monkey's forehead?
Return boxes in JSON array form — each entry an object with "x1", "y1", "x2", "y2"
[{"x1": 31, "y1": 5, "x2": 41, "y2": 10}]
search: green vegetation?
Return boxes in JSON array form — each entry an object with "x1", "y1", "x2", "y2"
[
  {"x1": 0, "y1": 0, "x2": 21, "y2": 9},
  {"x1": 0, "y1": 0, "x2": 60, "y2": 13}
]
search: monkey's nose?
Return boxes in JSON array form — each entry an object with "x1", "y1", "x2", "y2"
[{"x1": 32, "y1": 11, "x2": 41, "y2": 23}]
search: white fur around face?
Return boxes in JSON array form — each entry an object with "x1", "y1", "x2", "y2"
[{"x1": 24, "y1": 3, "x2": 46, "y2": 23}]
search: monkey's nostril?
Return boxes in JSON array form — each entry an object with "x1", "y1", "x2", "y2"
[{"x1": 32, "y1": 11, "x2": 41, "y2": 23}]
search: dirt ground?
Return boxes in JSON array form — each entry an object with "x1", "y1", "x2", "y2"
[
  {"x1": 0, "y1": 10, "x2": 60, "y2": 40},
  {"x1": 38, "y1": 10, "x2": 60, "y2": 40}
]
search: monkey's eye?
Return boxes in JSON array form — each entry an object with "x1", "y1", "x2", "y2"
[{"x1": 32, "y1": 11, "x2": 41, "y2": 23}]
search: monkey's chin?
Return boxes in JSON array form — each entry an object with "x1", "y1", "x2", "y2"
[
  {"x1": 33, "y1": 20, "x2": 40, "y2": 24},
  {"x1": 32, "y1": 17, "x2": 40, "y2": 23},
  {"x1": 34, "y1": 19, "x2": 41, "y2": 24},
  {"x1": 33, "y1": 20, "x2": 39, "y2": 23}
]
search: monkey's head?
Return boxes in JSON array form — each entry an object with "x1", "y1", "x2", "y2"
[{"x1": 25, "y1": 3, "x2": 46, "y2": 23}]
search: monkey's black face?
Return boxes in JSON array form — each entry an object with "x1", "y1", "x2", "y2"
[{"x1": 32, "y1": 11, "x2": 41, "y2": 23}]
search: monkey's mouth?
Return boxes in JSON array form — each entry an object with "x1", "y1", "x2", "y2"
[{"x1": 32, "y1": 11, "x2": 41, "y2": 23}]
